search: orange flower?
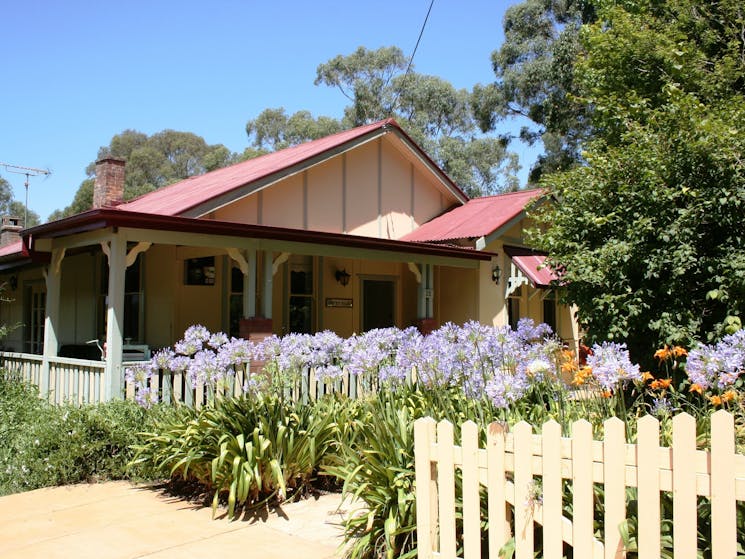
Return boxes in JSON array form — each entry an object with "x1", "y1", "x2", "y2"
[
  {"x1": 650, "y1": 378, "x2": 672, "y2": 390},
  {"x1": 654, "y1": 345, "x2": 671, "y2": 361},
  {"x1": 722, "y1": 390, "x2": 737, "y2": 403},
  {"x1": 689, "y1": 383, "x2": 704, "y2": 395},
  {"x1": 709, "y1": 395, "x2": 722, "y2": 407},
  {"x1": 572, "y1": 366, "x2": 593, "y2": 386},
  {"x1": 601, "y1": 389, "x2": 613, "y2": 398},
  {"x1": 641, "y1": 371, "x2": 654, "y2": 382},
  {"x1": 671, "y1": 346, "x2": 688, "y2": 358},
  {"x1": 561, "y1": 349, "x2": 578, "y2": 374}
]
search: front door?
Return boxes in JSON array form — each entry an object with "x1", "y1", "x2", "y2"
[{"x1": 362, "y1": 279, "x2": 395, "y2": 331}]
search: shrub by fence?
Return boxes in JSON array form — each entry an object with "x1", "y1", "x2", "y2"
[{"x1": 414, "y1": 411, "x2": 745, "y2": 559}]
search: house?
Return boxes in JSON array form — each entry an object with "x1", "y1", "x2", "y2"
[{"x1": 0, "y1": 119, "x2": 578, "y2": 401}]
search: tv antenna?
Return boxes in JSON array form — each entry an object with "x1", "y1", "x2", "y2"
[{"x1": 0, "y1": 162, "x2": 51, "y2": 228}]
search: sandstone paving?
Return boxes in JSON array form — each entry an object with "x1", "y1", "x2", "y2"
[{"x1": 0, "y1": 481, "x2": 346, "y2": 558}]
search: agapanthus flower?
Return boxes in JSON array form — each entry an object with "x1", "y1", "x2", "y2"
[
  {"x1": 208, "y1": 331, "x2": 230, "y2": 349},
  {"x1": 685, "y1": 329, "x2": 745, "y2": 389},
  {"x1": 151, "y1": 348, "x2": 175, "y2": 370},
  {"x1": 586, "y1": 342, "x2": 641, "y2": 390}
]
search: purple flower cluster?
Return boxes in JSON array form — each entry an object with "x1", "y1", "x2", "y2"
[
  {"x1": 125, "y1": 325, "x2": 255, "y2": 406},
  {"x1": 685, "y1": 329, "x2": 745, "y2": 389},
  {"x1": 585, "y1": 341, "x2": 641, "y2": 390},
  {"x1": 127, "y1": 319, "x2": 563, "y2": 409}
]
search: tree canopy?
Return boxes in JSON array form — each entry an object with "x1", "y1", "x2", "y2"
[
  {"x1": 246, "y1": 46, "x2": 519, "y2": 196},
  {"x1": 50, "y1": 130, "x2": 235, "y2": 220},
  {"x1": 472, "y1": 0, "x2": 595, "y2": 183},
  {"x1": 531, "y1": 0, "x2": 745, "y2": 366},
  {"x1": 0, "y1": 177, "x2": 40, "y2": 228}
]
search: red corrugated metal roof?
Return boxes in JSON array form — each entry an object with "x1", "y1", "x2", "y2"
[
  {"x1": 400, "y1": 188, "x2": 544, "y2": 242},
  {"x1": 118, "y1": 118, "x2": 466, "y2": 217},
  {"x1": 0, "y1": 240, "x2": 22, "y2": 258},
  {"x1": 504, "y1": 245, "x2": 557, "y2": 288}
]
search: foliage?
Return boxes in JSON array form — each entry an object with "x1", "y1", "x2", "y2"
[
  {"x1": 532, "y1": 0, "x2": 745, "y2": 368},
  {"x1": 131, "y1": 394, "x2": 340, "y2": 519},
  {"x1": 0, "y1": 372, "x2": 173, "y2": 496},
  {"x1": 0, "y1": 176, "x2": 41, "y2": 226},
  {"x1": 51, "y1": 130, "x2": 237, "y2": 219},
  {"x1": 246, "y1": 46, "x2": 519, "y2": 196},
  {"x1": 473, "y1": 0, "x2": 596, "y2": 182}
]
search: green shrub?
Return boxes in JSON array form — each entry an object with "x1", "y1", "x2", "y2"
[
  {"x1": 132, "y1": 393, "x2": 341, "y2": 518},
  {"x1": 0, "y1": 373, "x2": 176, "y2": 496}
]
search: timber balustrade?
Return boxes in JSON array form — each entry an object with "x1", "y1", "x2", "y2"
[{"x1": 0, "y1": 352, "x2": 392, "y2": 407}]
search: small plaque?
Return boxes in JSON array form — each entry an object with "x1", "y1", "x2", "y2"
[{"x1": 326, "y1": 297, "x2": 353, "y2": 308}]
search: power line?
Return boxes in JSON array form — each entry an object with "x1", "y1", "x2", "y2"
[{"x1": 391, "y1": 0, "x2": 435, "y2": 113}]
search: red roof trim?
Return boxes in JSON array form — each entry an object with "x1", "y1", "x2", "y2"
[
  {"x1": 401, "y1": 188, "x2": 544, "y2": 243},
  {"x1": 503, "y1": 245, "x2": 558, "y2": 288},
  {"x1": 23, "y1": 208, "x2": 494, "y2": 262}
]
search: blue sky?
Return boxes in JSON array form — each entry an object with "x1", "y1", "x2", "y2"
[{"x1": 1, "y1": 1, "x2": 538, "y2": 221}]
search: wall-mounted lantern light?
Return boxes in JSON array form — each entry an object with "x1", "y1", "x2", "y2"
[
  {"x1": 8, "y1": 275, "x2": 17, "y2": 291},
  {"x1": 491, "y1": 265, "x2": 501, "y2": 285},
  {"x1": 335, "y1": 269, "x2": 351, "y2": 287}
]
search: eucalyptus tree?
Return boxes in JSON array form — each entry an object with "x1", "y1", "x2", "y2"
[{"x1": 246, "y1": 46, "x2": 519, "y2": 196}]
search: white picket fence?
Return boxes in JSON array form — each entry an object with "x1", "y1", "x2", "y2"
[
  {"x1": 414, "y1": 412, "x2": 745, "y2": 559},
  {"x1": 123, "y1": 365, "x2": 385, "y2": 408},
  {"x1": 1, "y1": 352, "x2": 384, "y2": 407}
]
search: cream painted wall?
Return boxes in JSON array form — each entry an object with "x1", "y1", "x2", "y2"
[
  {"x1": 437, "y1": 266, "x2": 479, "y2": 327},
  {"x1": 58, "y1": 253, "x2": 97, "y2": 346},
  {"x1": 307, "y1": 158, "x2": 343, "y2": 233},
  {"x1": 0, "y1": 266, "x2": 44, "y2": 352},
  {"x1": 345, "y1": 141, "x2": 380, "y2": 237},
  {"x1": 210, "y1": 135, "x2": 459, "y2": 241},
  {"x1": 213, "y1": 194, "x2": 258, "y2": 224},
  {"x1": 172, "y1": 247, "x2": 224, "y2": 341},
  {"x1": 261, "y1": 174, "x2": 304, "y2": 228},
  {"x1": 144, "y1": 245, "x2": 177, "y2": 349}
]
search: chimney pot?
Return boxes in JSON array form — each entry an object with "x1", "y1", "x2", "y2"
[{"x1": 93, "y1": 158, "x2": 126, "y2": 209}]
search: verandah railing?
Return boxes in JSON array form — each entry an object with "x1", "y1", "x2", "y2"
[
  {"x1": 125, "y1": 364, "x2": 389, "y2": 409},
  {"x1": 1, "y1": 352, "x2": 106, "y2": 404},
  {"x1": 414, "y1": 412, "x2": 745, "y2": 559},
  {"x1": 1, "y1": 352, "x2": 387, "y2": 407}
]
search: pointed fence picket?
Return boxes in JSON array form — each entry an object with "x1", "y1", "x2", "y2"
[{"x1": 414, "y1": 411, "x2": 745, "y2": 559}]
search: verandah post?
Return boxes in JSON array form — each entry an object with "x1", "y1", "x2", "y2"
[
  {"x1": 40, "y1": 249, "x2": 63, "y2": 400},
  {"x1": 104, "y1": 233, "x2": 126, "y2": 401}
]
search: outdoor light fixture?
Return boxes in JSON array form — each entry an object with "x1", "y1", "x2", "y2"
[
  {"x1": 335, "y1": 269, "x2": 351, "y2": 287},
  {"x1": 491, "y1": 265, "x2": 501, "y2": 285},
  {"x1": 8, "y1": 275, "x2": 17, "y2": 291}
]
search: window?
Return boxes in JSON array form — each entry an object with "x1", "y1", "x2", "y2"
[
  {"x1": 507, "y1": 286, "x2": 522, "y2": 331},
  {"x1": 98, "y1": 253, "x2": 144, "y2": 343},
  {"x1": 229, "y1": 265, "x2": 244, "y2": 338},
  {"x1": 288, "y1": 255, "x2": 314, "y2": 334},
  {"x1": 543, "y1": 292, "x2": 557, "y2": 333},
  {"x1": 184, "y1": 257, "x2": 216, "y2": 285},
  {"x1": 24, "y1": 282, "x2": 45, "y2": 354}
]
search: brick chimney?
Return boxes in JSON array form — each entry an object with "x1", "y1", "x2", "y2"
[
  {"x1": 0, "y1": 216, "x2": 22, "y2": 247},
  {"x1": 92, "y1": 157, "x2": 126, "y2": 209}
]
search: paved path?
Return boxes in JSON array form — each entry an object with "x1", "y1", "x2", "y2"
[{"x1": 0, "y1": 482, "x2": 348, "y2": 558}]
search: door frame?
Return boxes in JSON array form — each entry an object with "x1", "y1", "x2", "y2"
[{"x1": 359, "y1": 274, "x2": 398, "y2": 332}]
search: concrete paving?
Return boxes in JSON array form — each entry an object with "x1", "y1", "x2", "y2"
[{"x1": 0, "y1": 481, "x2": 349, "y2": 558}]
